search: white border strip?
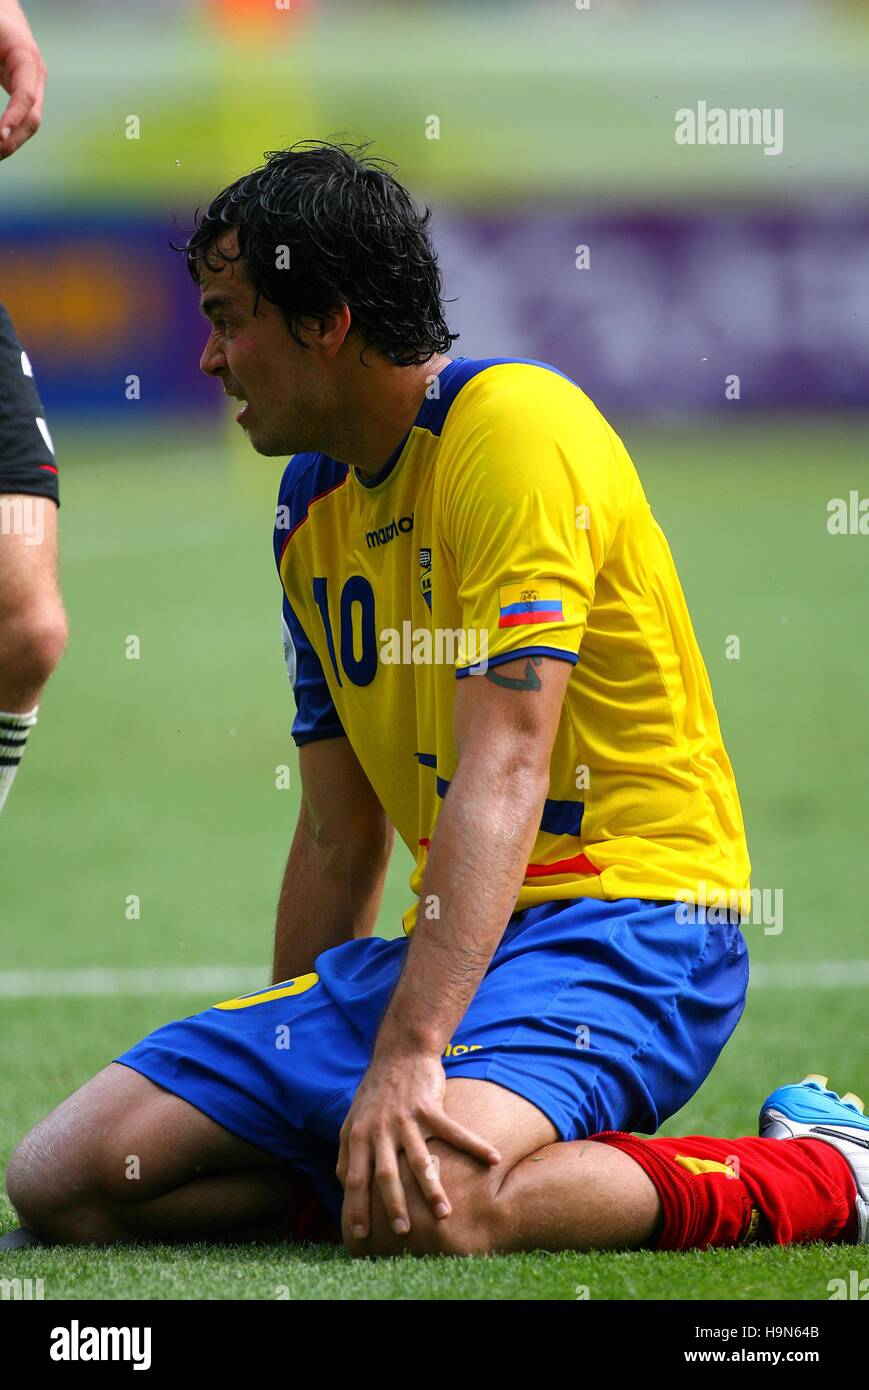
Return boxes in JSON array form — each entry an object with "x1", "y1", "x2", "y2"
[
  {"x1": 0, "y1": 967, "x2": 264, "y2": 999},
  {"x1": 750, "y1": 959, "x2": 869, "y2": 990},
  {"x1": 0, "y1": 960, "x2": 866, "y2": 999}
]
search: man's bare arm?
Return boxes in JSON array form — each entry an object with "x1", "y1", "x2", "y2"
[
  {"x1": 337, "y1": 654, "x2": 573, "y2": 1237},
  {"x1": 373, "y1": 656, "x2": 569, "y2": 1058},
  {"x1": 272, "y1": 736, "x2": 394, "y2": 983}
]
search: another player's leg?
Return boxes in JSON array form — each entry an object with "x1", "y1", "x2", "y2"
[
  {"x1": 0, "y1": 501, "x2": 66, "y2": 812},
  {"x1": 0, "y1": 303, "x2": 66, "y2": 814},
  {"x1": 5, "y1": 1062, "x2": 328, "y2": 1245}
]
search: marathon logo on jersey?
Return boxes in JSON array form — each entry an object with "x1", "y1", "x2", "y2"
[
  {"x1": 365, "y1": 513, "x2": 414, "y2": 549},
  {"x1": 498, "y1": 580, "x2": 564, "y2": 628},
  {"x1": 419, "y1": 546, "x2": 432, "y2": 610}
]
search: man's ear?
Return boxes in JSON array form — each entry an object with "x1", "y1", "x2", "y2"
[{"x1": 298, "y1": 303, "x2": 352, "y2": 358}]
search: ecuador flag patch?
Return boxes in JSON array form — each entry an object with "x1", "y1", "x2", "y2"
[{"x1": 498, "y1": 580, "x2": 564, "y2": 628}]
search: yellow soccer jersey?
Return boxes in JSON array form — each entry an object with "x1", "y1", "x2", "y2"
[{"x1": 273, "y1": 356, "x2": 750, "y2": 932}]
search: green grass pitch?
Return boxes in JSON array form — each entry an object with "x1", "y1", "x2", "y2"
[{"x1": 1, "y1": 416, "x2": 867, "y2": 1300}]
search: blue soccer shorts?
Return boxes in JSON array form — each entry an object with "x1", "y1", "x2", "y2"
[{"x1": 116, "y1": 896, "x2": 748, "y2": 1225}]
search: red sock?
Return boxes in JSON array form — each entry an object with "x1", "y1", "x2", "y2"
[
  {"x1": 274, "y1": 1172, "x2": 340, "y2": 1245},
  {"x1": 591, "y1": 1131, "x2": 858, "y2": 1249}
]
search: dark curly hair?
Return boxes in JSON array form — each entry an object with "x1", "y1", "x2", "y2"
[{"x1": 184, "y1": 141, "x2": 458, "y2": 367}]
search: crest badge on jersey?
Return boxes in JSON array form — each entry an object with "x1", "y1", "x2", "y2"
[{"x1": 419, "y1": 547, "x2": 432, "y2": 610}]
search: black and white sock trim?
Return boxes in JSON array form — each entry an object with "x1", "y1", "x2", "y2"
[
  {"x1": 0, "y1": 708, "x2": 38, "y2": 809},
  {"x1": 0, "y1": 712, "x2": 36, "y2": 769}
]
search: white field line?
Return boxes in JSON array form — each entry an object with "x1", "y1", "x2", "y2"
[
  {"x1": 0, "y1": 966, "x2": 264, "y2": 1000},
  {"x1": 0, "y1": 960, "x2": 866, "y2": 1000},
  {"x1": 751, "y1": 959, "x2": 869, "y2": 990}
]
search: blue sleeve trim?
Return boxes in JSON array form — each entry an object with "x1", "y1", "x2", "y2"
[
  {"x1": 455, "y1": 645, "x2": 579, "y2": 678},
  {"x1": 293, "y1": 728, "x2": 347, "y2": 748},
  {"x1": 539, "y1": 797, "x2": 585, "y2": 838},
  {"x1": 282, "y1": 593, "x2": 344, "y2": 746},
  {"x1": 416, "y1": 751, "x2": 584, "y2": 835},
  {"x1": 273, "y1": 452, "x2": 348, "y2": 570}
]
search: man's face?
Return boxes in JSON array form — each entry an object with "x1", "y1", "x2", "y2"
[{"x1": 197, "y1": 231, "x2": 332, "y2": 456}]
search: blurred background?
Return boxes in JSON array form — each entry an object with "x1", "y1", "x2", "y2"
[
  {"x1": 1, "y1": 0, "x2": 867, "y2": 1155},
  {"x1": 4, "y1": 0, "x2": 869, "y2": 418}
]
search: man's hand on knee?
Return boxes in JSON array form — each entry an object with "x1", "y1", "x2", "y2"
[
  {"x1": 336, "y1": 1051, "x2": 500, "y2": 1241},
  {"x1": 343, "y1": 1141, "x2": 501, "y2": 1259}
]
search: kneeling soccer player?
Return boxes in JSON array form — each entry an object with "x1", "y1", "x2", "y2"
[{"x1": 5, "y1": 145, "x2": 866, "y2": 1256}]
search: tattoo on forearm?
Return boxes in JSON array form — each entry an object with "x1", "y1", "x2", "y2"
[{"x1": 484, "y1": 657, "x2": 543, "y2": 691}]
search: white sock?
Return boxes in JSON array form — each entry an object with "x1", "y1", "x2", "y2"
[{"x1": 0, "y1": 707, "x2": 39, "y2": 814}]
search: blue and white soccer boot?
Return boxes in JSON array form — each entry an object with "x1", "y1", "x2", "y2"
[{"x1": 759, "y1": 1074, "x2": 869, "y2": 1243}]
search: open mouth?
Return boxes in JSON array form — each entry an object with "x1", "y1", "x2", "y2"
[{"x1": 234, "y1": 399, "x2": 249, "y2": 424}]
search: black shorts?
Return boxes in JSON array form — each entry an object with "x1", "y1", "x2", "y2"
[{"x1": 0, "y1": 301, "x2": 59, "y2": 504}]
